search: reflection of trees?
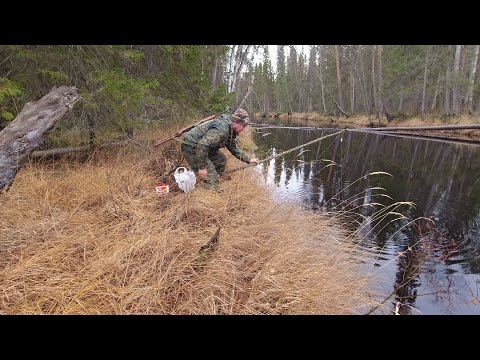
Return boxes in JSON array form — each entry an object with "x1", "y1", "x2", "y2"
[
  {"x1": 392, "y1": 227, "x2": 423, "y2": 315},
  {"x1": 309, "y1": 160, "x2": 323, "y2": 210}
]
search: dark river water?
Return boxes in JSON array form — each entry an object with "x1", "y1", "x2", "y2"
[{"x1": 251, "y1": 117, "x2": 480, "y2": 315}]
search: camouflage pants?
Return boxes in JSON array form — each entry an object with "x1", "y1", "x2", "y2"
[{"x1": 181, "y1": 144, "x2": 227, "y2": 188}]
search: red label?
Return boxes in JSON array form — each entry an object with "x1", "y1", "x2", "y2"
[{"x1": 155, "y1": 184, "x2": 169, "y2": 193}]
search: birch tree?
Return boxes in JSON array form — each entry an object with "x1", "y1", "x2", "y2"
[
  {"x1": 335, "y1": 45, "x2": 345, "y2": 111},
  {"x1": 421, "y1": 46, "x2": 430, "y2": 116},
  {"x1": 377, "y1": 45, "x2": 384, "y2": 118},
  {"x1": 318, "y1": 45, "x2": 327, "y2": 113},
  {"x1": 350, "y1": 46, "x2": 356, "y2": 114},
  {"x1": 445, "y1": 45, "x2": 452, "y2": 115},
  {"x1": 226, "y1": 45, "x2": 253, "y2": 94},
  {"x1": 372, "y1": 45, "x2": 377, "y2": 116},
  {"x1": 307, "y1": 46, "x2": 317, "y2": 113},
  {"x1": 452, "y1": 45, "x2": 462, "y2": 114},
  {"x1": 467, "y1": 45, "x2": 479, "y2": 113},
  {"x1": 277, "y1": 45, "x2": 287, "y2": 113}
]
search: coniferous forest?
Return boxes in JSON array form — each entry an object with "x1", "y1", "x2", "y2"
[{"x1": 2, "y1": 45, "x2": 479, "y2": 146}]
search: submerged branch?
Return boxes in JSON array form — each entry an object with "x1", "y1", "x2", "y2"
[{"x1": 226, "y1": 130, "x2": 345, "y2": 174}]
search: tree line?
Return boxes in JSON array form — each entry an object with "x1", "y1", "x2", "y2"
[
  {"x1": 0, "y1": 45, "x2": 257, "y2": 146},
  {"x1": 248, "y1": 45, "x2": 480, "y2": 119},
  {"x1": 2, "y1": 45, "x2": 478, "y2": 148}
]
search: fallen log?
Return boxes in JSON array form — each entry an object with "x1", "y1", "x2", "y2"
[
  {"x1": 348, "y1": 128, "x2": 480, "y2": 145},
  {"x1": 30, "y1": 141, "x2": 128, "y2": 158},
  {"x1": 367, "y1": 124, "x2": 480, "y2": 131},
  {"x1": 0, "y1": 86, "x2": 80, "y2": 191}
]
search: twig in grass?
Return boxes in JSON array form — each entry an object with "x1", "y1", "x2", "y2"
[{"x1": 193, "y1": 227, "x2": 221, "y2": 271}]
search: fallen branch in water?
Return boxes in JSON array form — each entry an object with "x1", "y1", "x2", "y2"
[{"x1": 225, "y1": 129, "x2": 345, "y2": 174}]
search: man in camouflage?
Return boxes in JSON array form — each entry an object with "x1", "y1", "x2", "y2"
[{"x1": 179, "y1": 108, "x2": 259, "y2": 191}]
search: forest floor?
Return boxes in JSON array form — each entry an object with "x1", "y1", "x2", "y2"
[{"x1": 254, "y1": 112, "x2": 480, "y2": 143}]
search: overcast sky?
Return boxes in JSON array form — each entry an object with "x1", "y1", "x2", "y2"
[
  {"x1": 267, "y1": 45, "x2": 278, "y2": 71},
  {"x1": 254, "y1": 45, "x2": 308, "y2": 73}
]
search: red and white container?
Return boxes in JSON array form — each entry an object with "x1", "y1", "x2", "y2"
[{"x1": 155, "y1": 183, "x2": 170, "y2": 194}]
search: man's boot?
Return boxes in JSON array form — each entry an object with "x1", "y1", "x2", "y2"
[
  {"x1": 219, "y1": 174, "x2": 232, "y2": 181},
  {"x1": 201, "y1": 180, "x2": 224, "y2": 193}
]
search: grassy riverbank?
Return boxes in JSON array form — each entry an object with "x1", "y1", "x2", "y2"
[{"x1": 0, "y1": 127, "x2": 382, "y2": 314}]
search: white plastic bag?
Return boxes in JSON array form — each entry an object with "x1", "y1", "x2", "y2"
[{"x1": 174, "y1": 167, "x2": 196, "y2": 193}]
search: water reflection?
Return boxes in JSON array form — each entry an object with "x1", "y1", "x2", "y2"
[{"x1": 252, "y1": 118, "x2": 480, "y2": 314}]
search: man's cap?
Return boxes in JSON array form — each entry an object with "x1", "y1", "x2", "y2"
[{"x1": 232, "y1": 108, "x2": 250, "y2": 124}]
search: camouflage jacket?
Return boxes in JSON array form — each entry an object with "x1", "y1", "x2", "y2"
[{"x1": 181, "y1": 114, "x2": 251, "y2": 168}]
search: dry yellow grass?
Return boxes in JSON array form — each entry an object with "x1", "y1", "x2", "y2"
[{"x1": 0, "y1": 144, "x2": 380, "y2": 314}]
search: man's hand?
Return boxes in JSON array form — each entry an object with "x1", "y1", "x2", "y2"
[
  {"x1": 249, "y1": 158, "x2": 259, "y2": 165},
  {"x1": 198, "y1": 168, "x2": 208, "y2": 179}
]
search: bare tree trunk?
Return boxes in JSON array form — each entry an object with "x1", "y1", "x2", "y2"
[
  {"x1": 264, "y1": 89, "x2": 267, "y2": 113},
  {"x1": 452, "y1": 45, "x2": 462, "y2": 114},
  {"x1": 87, "y1": 113, "x2": 96, "y2": 147},
  {"x1": 227, "y1": 45, "x2": 236, "y2": 94},
  {"x1": 253, "y1": 89, "x2": 262, "y2": 111},
  {"x1": 358, "y1": 47, "x2": 370, "y2": 113},
  {"x1": 227, "y1": 45, "x2": 251, "y2": 94},
  {"x1": 31, "y1": 141, "x2": 128, "y2": 158},
  {"x1": 431, "y1": 71, "x2": 441, "y2": 112},
  {"x1": 233, "y1": 45, "x2": 252, "y2": 94},
  {"x1": 277, "y1": 84, "x2": 281, "y2": 113},
  {"x1": 468, "y1": 45, "x2": 479, "y2": 113},
  {"x1": 377, "y1": 45, "x2": 384, "y2": 118},
  {"x1": 421, "y1": 46, "x2": 430, "y2": 116},
  {"x1": 230, "y1": 45, "x2": 243, "y2": 95},
  {"x1": 335, "y1": 45, "x2": 345, "y2": 110},
  {"x1": 298, "y1": 86, "x2": 302, "y2": 112},
  {"x1": 234, "y1": 75, "x2": 253, "y2": 113},
  {"x1": 460, "y1": 45, "x2": 467, "y2": 109},
  {"x1": 445, "y1": 46, "x2": 451, "y2": 115},
  {"x1": 0, "y1": 86, "x2": 80, "y2": 191},
  {"x1": 316, "y1": 72, "x2": 349, "y2": 117},
  {"x1": 318, "y1": 45, "x2": 327, "y2": 113},
  {"x1": 307, "y1": 71, "x2": 313, "y2": 113},
  {"x1": 285, "y1": 80, "x2": 293, "y2": 114},
  {"x1": 350, "y1": 46, "x2": 355, "y2": 114},
  {"x1": 372, "y1": 45, "x2": 377, "y2": 116},
  {"x1": 398, "y1": 49, "x2": 407, "y2": 114},
  {"x1": 211, "y1": 45, "x2": 220, "y2": 90}
]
